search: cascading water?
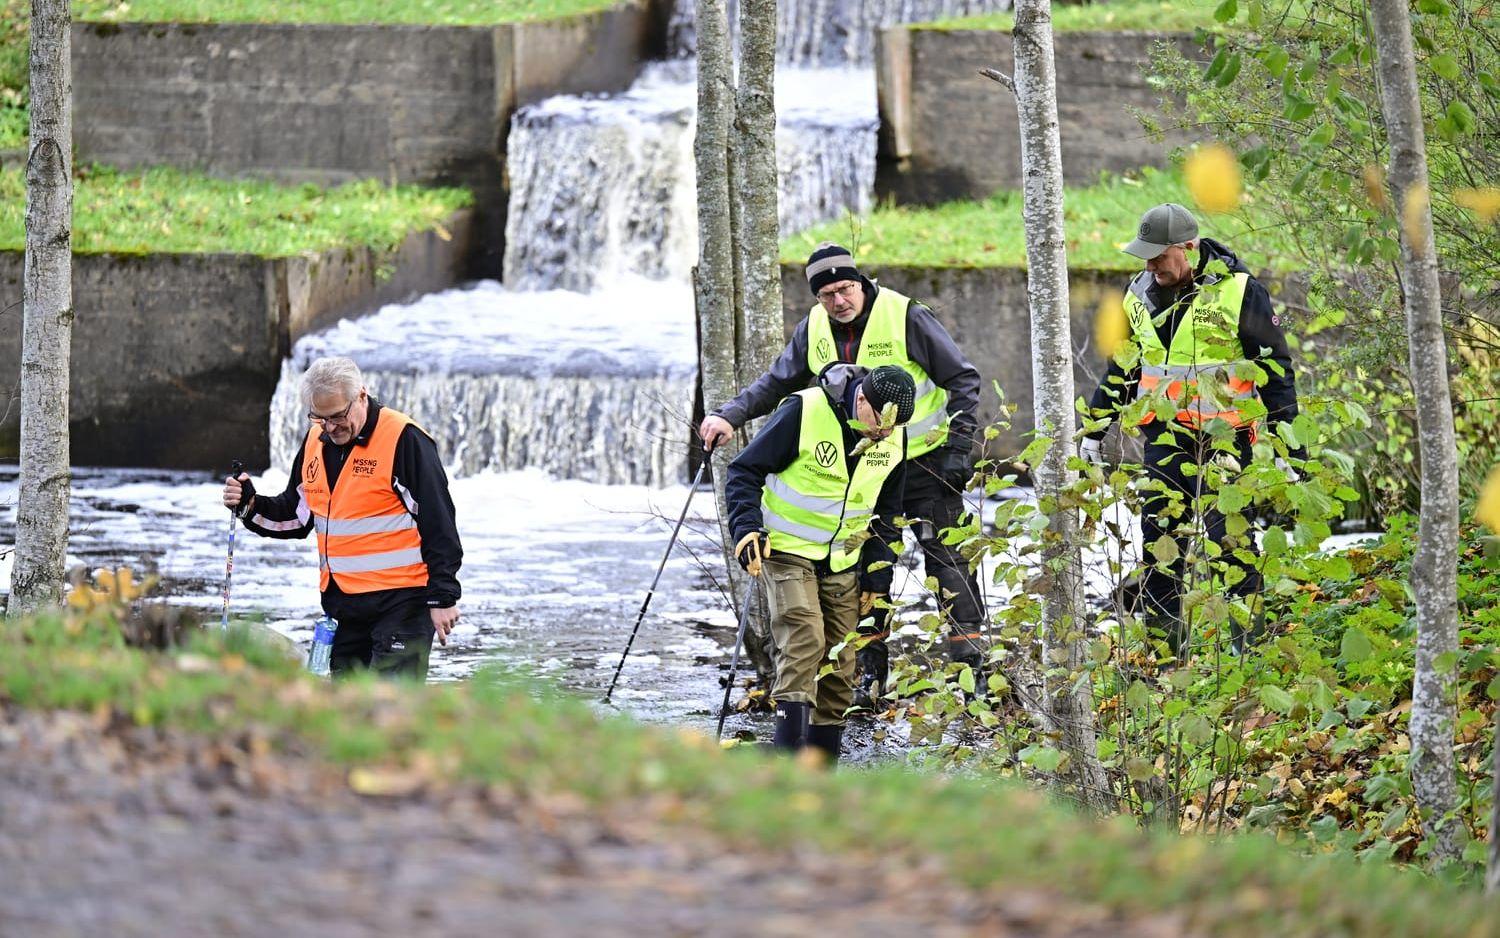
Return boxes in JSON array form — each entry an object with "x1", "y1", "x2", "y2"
[
  {"x1": 271, "y1": 60, "x2": 879, "y2": 486},
  {"x1": 669, "y1": 0, "x2": 1014, "y2": 68}
]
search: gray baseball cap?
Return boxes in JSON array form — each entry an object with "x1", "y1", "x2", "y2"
[{"x1": 1122, "y1": 203, "x2": 1199, "y2": 260}]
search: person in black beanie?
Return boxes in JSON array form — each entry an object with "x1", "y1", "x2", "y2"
[
  {"x1": 724, "y1": 363, "x2": 911, "y2": 762},
  {"x1": 701, "y1": 242, "x2": 987, "y2": 711}
]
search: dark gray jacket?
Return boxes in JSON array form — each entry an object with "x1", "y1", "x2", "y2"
[{"x1": 713, "y1": 278, "x2": 982, "y2": 461}]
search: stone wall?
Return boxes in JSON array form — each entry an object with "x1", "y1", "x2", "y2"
[
  {"x1": 875, "y1": 28, "x2": 1204, "y2": 204},
  {"x1": 0, "y1": 210, "x2": 474, "y2": 469},
  {"x1": 72, "y1": 7, "x2": 658, "y2": 275}
]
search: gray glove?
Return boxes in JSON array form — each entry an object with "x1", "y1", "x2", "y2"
[{"x1": 1079, "y1": 436, "x2": 1104, "y2": 466}]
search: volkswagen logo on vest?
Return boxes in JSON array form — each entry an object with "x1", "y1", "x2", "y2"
[
  {"x1": 816, "y1": 338, "x2": 833, "y2": 361},
  {"x1": 814, "y1": 441, "x2": 838, "y2": 468}
]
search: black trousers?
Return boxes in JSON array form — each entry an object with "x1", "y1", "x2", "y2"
[
  {"x1": 1139, "y1": 429, "x2": 1262, "y2": 653},
  {"x1": 323, "y1": 585, "x2": 436, "y2": 680},
  {"x1": 860, "y1": 456, "x2": 986, "y2": 646}
]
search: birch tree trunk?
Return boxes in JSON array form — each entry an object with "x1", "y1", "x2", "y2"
[
  {"x1": 1369, "y1": 0, "x2": 1460, "y2": 864},
  {"x1": 1009, "y1": 0, "x2": 1110, "y2": 811},
  {"x1": 9, "y1": 0, "x2": 73, "y2": 616},
  {"x1": 694, "y1": 0, "x2": 774, "y2": 686},
  {"x1": 734, "y1": 0, "x2": 783, "y2": 381}
]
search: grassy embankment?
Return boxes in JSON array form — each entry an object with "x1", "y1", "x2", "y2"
[
  {"x1": 917, "y1": 0, "x2": 1238, "y2": 33},
  {"x1": 782, "y1": 166, "x2": 1293, "y2": 272},
  {"x1": 6, "y1": 606, "x2": 1498, "y2": 938},
  {"x1": 0, "y1": 165, "x2": 471, "y2": 256},
  {"x1": 0, "y1": 0, "x2": 630, "y2": 148}
]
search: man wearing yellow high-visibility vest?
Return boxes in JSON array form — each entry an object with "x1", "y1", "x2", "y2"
[
  {"x1": 724, "y1": 363, "x2": 913, "y2": 763},
  {"x1": 1081, "y1": 203, "x2": 1304, "y2": 656},
  {"x1": 702, "y1": 243, "x2": 985, "y2": 711}
]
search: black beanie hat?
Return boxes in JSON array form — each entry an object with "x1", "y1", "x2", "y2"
[
  {"x1": 863, "y1": 365, "x2": 917, "y2": 426},
  {"x1": 806, "y1": 241, "x2": 860, "y2": 296}
]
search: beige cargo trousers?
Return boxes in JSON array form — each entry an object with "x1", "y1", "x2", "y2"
[{"x1": 762, "y1": 554, "x2": 861, "y2": 725}]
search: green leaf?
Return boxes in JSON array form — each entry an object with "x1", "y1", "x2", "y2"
[
  {"x1": 1381, "y1": 805, "x2": 1409, "y2": 834},
  {"x1": 1213, "y1": 0, "x2": 1237, "y2": 23},
  {"x1": 1259, "y1": 684, "x2": 1296, "y2": 714},
  {"x1": 1216, "y1": 52, "x2": 1243, "y2": 87},
  {"x1": 1126, "y1": 679, "x2": 1152, "y2": 714},
  {"x1": 1283, "y1": 97, "x2": 1317, "y2": 122},
  {"x1": 1365, "y1": 774, "x2": 1401, "y2": 805},
  {"x1": 1446, "y1": 100, "x2": 1476, "y2": 134},
  {"x1": 1125, "y1": 756, "x2": 1156, "y2": 783},
  {"x1": 958, "y1": 665, "x2": 976, "y2": 694},
  {"x1": 1182, "y1": 713, "x2": 1215, "y2": 745},
  {"x1": 1149, "y1": 535, "x2": 1180, "y2": 565},
  {"x1": 1486, "y1": 673, "x2": 1500, "y2": 700},
  {"x1": 1204, "y1": 46, "x2": 1231, "y2": 83},
  {"x1": 1340, "y1": 627, "x2": 1374, "y2": 663},
  {"x1": 1263, "y1": 45, "x2": 1290, "y2": 77},
  {"x1": 1021, "y1": 745, "x2": 1064, "y2": 772},
  {"x1": 1430, "y1": 53, "x2": 1461, "y2": 81}
]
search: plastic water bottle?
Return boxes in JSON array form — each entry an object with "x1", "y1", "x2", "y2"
[{"x1": 306, "y1": 615, "x2": 338, "y2": 676}]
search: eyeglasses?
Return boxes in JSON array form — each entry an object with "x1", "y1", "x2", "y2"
[
  {"x1": 816, "y1": 283, "x2": 860, "y2": 305},
  {"x1": 307, "y1": 398, "x2": 356, "y2": 426}
]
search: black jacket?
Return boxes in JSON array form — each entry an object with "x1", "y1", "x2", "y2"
[
  {"x1": 1087, "y1": 238, "x2": 1301, "y2": 449},
  {"x1": 725, "y1": 364, "x2": 906, "y2": 593},
  {"x1": 241, "y1": 400, "x2": 463, "y2": 609},
  {"x1": 713, "y1": 277, "x2": 983, "y2": 462}
]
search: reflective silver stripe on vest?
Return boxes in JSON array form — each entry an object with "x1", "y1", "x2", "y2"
[
  {"x1": 1139, "y1": 363, "x2": 1256, "y2": 398},
  {"x1": 906, "y1": 407, "x2": 946, "y2": 441},
  {"x1": 914, "y1": 377, "x2": 938, "y2": 398},
  {"x1": 763, "y1": 505, "x2": 837, "y2": 543},
  {"x1": 313, "y1": 513, "x2": 418, "y2": 537},
  {"x1": 765, "y1": 474, "x2": 848, "y2": 516},
  {"x1": 324, "y1": 547, "x2": 426, "y2": 574}
]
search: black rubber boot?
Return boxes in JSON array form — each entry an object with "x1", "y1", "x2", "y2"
[
  {"x1": 851, "y1": 640, "x2": 889, "y2": 713},
  {"x1": 806, "y1": 723, "x2": 844, "y2": 765},
  {"x1": 772, "y1": 700, "x2": 811, "y2": 752}
]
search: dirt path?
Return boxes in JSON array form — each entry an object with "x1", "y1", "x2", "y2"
[{"x1": 0, "y1": 707, "x2": 1180, "y2": 937}]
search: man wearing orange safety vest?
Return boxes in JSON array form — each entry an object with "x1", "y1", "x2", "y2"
[
  {"x1": 222, "y1": 356, "x2": 462, "y2": 679},
  {"x1": 1081, "y1": 203, "x2": 1303, "y2": 656}
]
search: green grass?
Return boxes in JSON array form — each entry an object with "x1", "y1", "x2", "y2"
[
  {"x1": 4, "y1": 611, "x2": 1499, "y2": 937},
  {"x1": 0, "y1": 165, "x2": 472, "y2": 256},
  {"x1": 917, "y1": 0, "x2": 1227, "y2": 33},
  {"x1": 72, "y1": 0, "x2": 626, "y2": 25},
  {"x1": 782, "y1": 167, "x2": 1292, "y2": 272}
]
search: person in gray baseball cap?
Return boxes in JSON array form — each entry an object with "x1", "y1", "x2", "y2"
[
  {"x1": 1080, "y1": 203, "x2": 1305, "y2": 659},
  {"x1": 698, "y1": 241, "x2": 988, "y2": 712}
]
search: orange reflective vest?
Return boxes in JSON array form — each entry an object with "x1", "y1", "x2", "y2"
[
  {"x1": 1123, "y1": 270, "x2": 1257, "y2": 430},
  {"x1": 300, "y1": 408, "x2": 428, "y2": 594}
]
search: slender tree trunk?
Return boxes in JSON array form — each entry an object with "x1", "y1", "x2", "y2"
[
  {"x1": 9, "y1": 0, "x2": 73, "y2": 616},
  {"x1": 1369, "y1": 0, "x2": 1460, "y2": 864},
  {"x1": 1009, "y1": 0, "x2": 1110, "y2": 811},
  {"x1": 694, "y1": 0, "x2": 774, "y2": 686},
  {"x1": 734, "y1": 0, "x2": 783, "y2": 381}
]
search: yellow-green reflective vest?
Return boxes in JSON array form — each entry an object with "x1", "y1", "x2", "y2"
[
  {"x1": 1122, "y1": 271, "x2": 1256, "y2": 429},
  {"x1": 761, "y1": 389, "x2": 904, "y2": 573},
  {"x1": 807, "y1": 286, "x2": 949, "y2": 458}
]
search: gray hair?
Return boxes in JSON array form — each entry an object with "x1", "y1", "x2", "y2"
[{"x1": 300, "y1": 357, "x2": 364, "y2": 408}]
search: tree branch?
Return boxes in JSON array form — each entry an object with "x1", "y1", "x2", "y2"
[{"x1": 978, "y1": 67, "x2": 1016, "y2": 96}]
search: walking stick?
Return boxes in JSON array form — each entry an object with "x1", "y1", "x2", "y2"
[
  {"x1": 221, "y1": 460, "x2": 243, "y2": 631},
  {"x1": 604, "y1": 445, "x2": 711, "y2": 704},
  {"x1": 715, "y1": 577, "x2": 759, "y2": 741}
]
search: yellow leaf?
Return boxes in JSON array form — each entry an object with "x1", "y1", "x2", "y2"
[
  {"x1": 1094, "y1": 292, "x2": 1130, "y2": 359},
  {"x1": 1184, "y1": 143, "x2": 1242, "y2": 214},
  {"x1": 1454, "y1": 187, "x2": 1500, "y2": 224},
  {"x1": 1362, "y1": 164, "x2": 1388, "y2": 210},
  {"x1": 348, "y1": 766, "x2": 424, "y2": 798},
  {"x1": 433, "y1": 223, "x2": 452, "y2": 242},
  {"x1": 1477, "y1": 464, "x2": 1500, "y2": 533},
  {"x1": 1402, "y1": 183, "x2": 1430, "y2": 250}
]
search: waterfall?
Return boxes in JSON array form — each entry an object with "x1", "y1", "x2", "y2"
[
  {"x1": 668, "y1": 0, "x2": 1014, "y2": 68},
  {"x1": 270, "y1": 279, "x2": 697, "y2": 487},
  {"x1": 272, "y1": 1, "x2": 940, "y2": 487},
  {"x1": 504, "y1": 63, "x2": 875, "y2": 294}
]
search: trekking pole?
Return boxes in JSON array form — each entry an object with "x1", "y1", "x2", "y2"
[
  {"x1": 715, "y1": 577, "x2": 759, "y2": 741},
  {"x1": 221, "y1": 460, "x2": 244, "y2": 631},
  {"x1": 603, "y1": 443, "x2": 711, "y2": 704}
]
